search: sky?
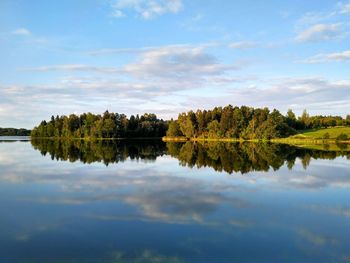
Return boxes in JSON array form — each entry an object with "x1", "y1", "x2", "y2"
[{"x1": 1, "y1": 0, "x2": 350, "y2": 128}]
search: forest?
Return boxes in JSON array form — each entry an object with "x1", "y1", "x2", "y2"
[
  {"x1": 30, "y1": 106, "x2": 350, "y2": 140},
  {"x1": 166, "y1": 106, "x2": 350, "y2": 140},
  {"x1": 31, "y1": 111, "x2": 167, "y2": 139},
  {"x1": 0, "y1": 127, "x2": 31, "y2": 136}
]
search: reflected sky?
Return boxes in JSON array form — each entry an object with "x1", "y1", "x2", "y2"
[{"x1": 0, "y1": 140, "x2": 350, "y2": 262}]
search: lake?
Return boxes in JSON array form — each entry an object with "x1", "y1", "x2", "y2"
[{"x1": 0, "y1": 138, "x2": 350, "y2": 262}]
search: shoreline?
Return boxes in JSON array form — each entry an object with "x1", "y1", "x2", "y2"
[
  {"x1": 17, "y1": 136, "x2": 350, "y2": 146},
  {"x1": 30, "y1": 137, "x2": 163, "y2": 141},
  {"x1": 162, "y1": 136, "x2": 350, "y2": 144}
]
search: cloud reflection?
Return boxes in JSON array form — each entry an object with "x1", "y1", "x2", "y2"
[{"x1": 0, "y1": 141, "x2": 350, "y2": 262}]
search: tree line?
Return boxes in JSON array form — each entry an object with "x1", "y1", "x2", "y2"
[
  {"x1": 166, "y1": 106, "x2": 350, "y2": 140},
  {"x1": 30, "y1": 106, "x2": 350, "y2": 140},
  {"x1": 0, "y1": 127, "x2": 31, "y2": 136},
  {"x1": 31, "y1": 111, "x2": 167, "y2": 138}
]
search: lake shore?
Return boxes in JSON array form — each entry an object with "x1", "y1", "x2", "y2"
[{"x1": 162, "y1": 136, "x2": 350, "y2": 144}]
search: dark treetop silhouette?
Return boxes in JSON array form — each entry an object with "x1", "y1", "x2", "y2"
[{"x1": 0, "y1": 127, "x2": 31, "y2": 136}]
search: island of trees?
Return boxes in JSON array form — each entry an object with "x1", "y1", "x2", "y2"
[
  {"x1": 0, "y1": 127, "x2": 31, "y2": 136},
  {"x1": 30, "y1": 106, "x2": 350, "y2": 141},
  {"x1": 30, "y1": 111, "x2": 167, "y2": 139}
]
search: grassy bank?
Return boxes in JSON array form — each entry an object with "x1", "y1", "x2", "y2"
[
  {"x1": 273, "y1": 127, "x2": 350, "y2": 145},
  {"x1": 291, "y1": 126, "x2": 350, "y2": 139}
]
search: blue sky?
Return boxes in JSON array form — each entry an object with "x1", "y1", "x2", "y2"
[{"x1": 1, "y1": 0, "x2": 350, "y2": 128}]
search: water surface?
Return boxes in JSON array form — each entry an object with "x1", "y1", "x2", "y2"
[{"x1": 0, "y1": 139, "x2": 350, "y2": 262}]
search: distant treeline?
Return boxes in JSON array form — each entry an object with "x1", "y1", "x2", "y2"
[
  {"x1": 0, "y1": 127, "x2": 31, "y2": 136},
  {"x1": 166, "y1": 106, "x2": 350, "y2": 140},
  {"x1": 31, "y1": 111, "x2": 167, "y2": 138}
]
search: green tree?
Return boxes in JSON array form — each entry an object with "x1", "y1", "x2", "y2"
[
  {"x1": 300, "y1": 109, "x2": 310, "y2": 129},
  {"x1": 286, "y1": 109, "x2": 297, "y2": 129},
  {"x1": 178, "y1": 113, "x2": 195, "y2": 138},
  {"x1": 166, "y1": 120, "x2": 183, "y2": 137},
  {"x1": 207, "y1": 120, "x2": 220, "y2": 138}
]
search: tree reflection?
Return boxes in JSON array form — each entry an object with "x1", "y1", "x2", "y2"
[
  {"x1": 166, "y1": 141, "x2": 350, "y2": 174},
  {"x1": 31, "y1": 139, "x2": 350, "y2": 172},
  {"x1": 31, "y1": 139, "x2": 167, "y2": 165}
]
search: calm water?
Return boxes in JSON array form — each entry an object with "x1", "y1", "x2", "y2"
[{"x1": 0, "y1": 139, "x2": 350, "y2": 262}]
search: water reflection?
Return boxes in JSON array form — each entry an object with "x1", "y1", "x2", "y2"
[
  {"x1": 0, "y1": 140, "x2": 349, "y2": 262},
  {"x1": 0, "y1": 136, "x2": 30, "y2": 142},
  {"x1": 31, "y1": 138, "x2": 166, "y2": 165},
  {"x1": 167, "y1": 141, "x2": 350, "y2": 173},
  {"x1": 31, "y1": 139, "x2": 350, "y2": 173}
]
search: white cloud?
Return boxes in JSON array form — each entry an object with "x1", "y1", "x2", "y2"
[
  {"x1": 296, "y1": 1, "x2": 350, "y2": 27},
  {"x1": 21, "y1": 45, "x2": 239, "y2": 84},
  {"x1": 339, "y1": 1, "x2": 350, "y2": 14},
  {"x1": 112, "y1": 9, "x2": 125, "y2": 18},
  {"x1": 228, "y1": 41, "x2": 257, "y2": 49},
  {"x1": 87, "y1": 44, "x2": 193, "y2": 56},
  {"x1": 4, "y1": 45, "x2": 239, "y2": 127},
  {"x1": 294, "y1": 1, "x2": 350, "y2": 44},
  {"x1": 122, "y1": 46, "x2": 239, "y2": 79},
  {"x1": 87, "y1": 47, "x2": 155, "y2": 56},
  {"x1": 87, "y1": 42, "x2": 218, "y2": 56},
  {"x1": 180, "y1": 77, "x2": 350, "y2": 117},
  {"x1": 20, "y1": 64, "x2": 121, "y2": 73},
  {"x1": 296, "y1": 11, "x2": 337, "y2": 27},
  {"x1": 4, "y1": 39, "x2": 350, "y2": 127},
  {"x1": 297, "y1": 228, "x2": 337, "y2": 246},
  {"x1": 3, "y1": 73, "x2": 350, "y2": 128},
  {"x1": 11, "y1": 28, "x2": 31, "y2": 36},
  {"x1": 295, "y1": 23, "x2": 343, "y2": 42},
  {"x1": 306, "y1": 204, "x2": 350, "y2": 218},
  {"x1": 299, "y1": 50, "x2": 350, "y2": 63},
  {"x1": 110, "y1": 0, "x2": 183, "y2": 19}
]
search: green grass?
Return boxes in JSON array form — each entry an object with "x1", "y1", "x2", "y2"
[
  {"x1": 293, "y1": 126, "x2": 350, "y2": 140},
  {"x1": 271, "y1": 126, "x2": 350, "y2": 151}
]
